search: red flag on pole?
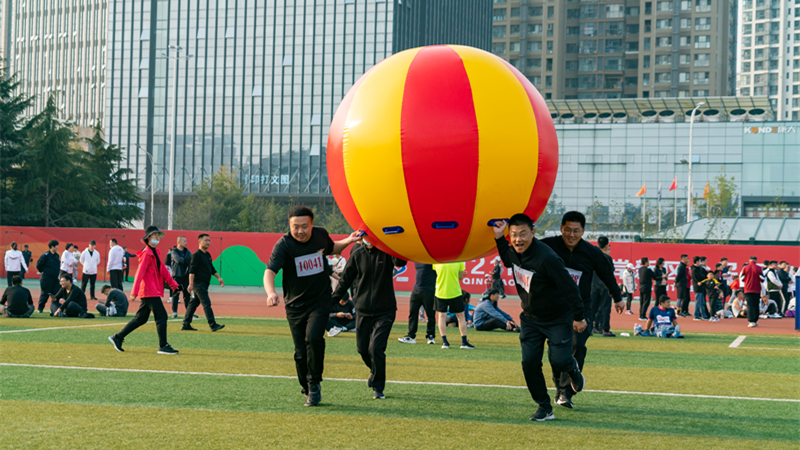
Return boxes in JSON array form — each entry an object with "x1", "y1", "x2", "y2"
[
  {"x1": 703, "y1": 182, "x2": 710, "y2": 199},
  {"x1": 635, "y1": 183, "x2": 646, "y2": 197},
  {"x1": 668, "y1": 176, "x2": 677, "y2": 191}
]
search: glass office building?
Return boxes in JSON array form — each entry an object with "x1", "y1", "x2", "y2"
[{"x1": 105, "y1": 0, "x2": 491, "y2": 212}]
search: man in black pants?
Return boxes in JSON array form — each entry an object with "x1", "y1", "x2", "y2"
[
  {"x1": 638, "y1": 257, "x2": 654, "y2": 320},
  {"x1": 398, "y1": 263, "x2": 437, "y2": 345},
  {"x1": 35, "y1": 240, "x2": 61, "y2": 313},
  {"x1": 675, "y1": 254, "x2": 691, "y2": 316},
  {"x1": 169, "y1": 236, "x2": 193, "y2": 319},
  {"x1": 80, "y1": 240, "x2": 101, "y2": 300},
  {"x1": 1, "y1": 276, "x2": 35, "y2": 318},
  {"x1": 50, "y1": 274, "x2": 91, "y2": 318},
  {"x1": 263, "y1": 205, "x2": 362, "y2": 407},
  {"x1": 183, "y1": 234, "x2": 225, "y2": 332},
  {"x1": 494, "y1": 214, "x2": 587, "y2": 422},
  {"x1": 21, "y1": 245, "x2": 32, "y2": 280},
  {"x1": 122, "y1": 247, "x2": 136, "y2": 282},
  {"x1": 590, "y1": 236, "x2": 615, "y2": 337},
  {"x1": 491, "y1": 258, "x2": 506, "y2": 298},
  {"x1": 540, "y1": 211, "x2": 623, "y2": 410},
  {"x1": 332, "y1": 240, "x2": 407, "y2": 399},
  {"x1": 653, "y1": 257, "x2": 667, "y2": 302}
]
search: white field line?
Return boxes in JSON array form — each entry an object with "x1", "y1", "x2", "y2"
[
  {"x1": 0, "y1": 319, "x2": 183, "y2": 334},
  {"x1": 729, "y1": 335, "x2": 747, "y2": 348},
  {"x1": 1, "y1": 362, "x2": 798, "y2": 403}
]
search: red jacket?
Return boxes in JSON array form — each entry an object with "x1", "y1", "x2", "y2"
[
  {"x1": 131, "y1": 246, "x2": 179, "y2": 298},
  {"x1": 741, "y1": 263, "x2": 764, "y2": 294}
]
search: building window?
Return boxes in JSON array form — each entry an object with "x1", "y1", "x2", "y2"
[
  {"x1": 140, "y1": 29, "x2": 150, "y2": 41},
  {"x1": 656, "y1": 37, "x2": 671, "y2": 47},
  {"x1": 695, "y1": 18, "x2": 711, "y2": 31},
  {"x1": 547, "y1": 6, "x2": 554, "y2": 19},
  {"x1": 679, "y1": 72, "x2": 690, "y2": 82},
  {"x1": 492, "y1": 8, "x2": 506, "y2": 21},
  {"x1": 626, "y1": 6, "x2": 640, "y2": 16},
  {"x1": 493, "y1": 25, "x2": 506, "y2": 38},
  {"x1": 625, "y1": 41, "x2": 639, "y2": 51},
  {"x1": 579, "y1": 40, "x2": 597, "y2": 54},
  {"x1": 511, "y1": 7, "x2": 521, "y2": 17},
  {"x1": 680, "y1": 0, "x2": 692, "y2": 11},
  {"x1": 528, "y1": 41, "x2": 542, "y2": 52},
  {"x1": 545, "y1": 76, "x2": 552, "y2": 88},
  {"x1": 694, "y1": 35, "x2": 710, "y2": 49},
  {"x1": 225, "y1": 27, "x2": 235, "y2": 38},
  {"x1": 605, "y1": 4, "x2": 624, "y2": 18},
  {"x1": 509, "y1": 42, "x2": 520, "y2": 52},
  {"x1": 283, "y1": 55, "x2": 293, "y2": 66},
  {"x1": 566, "y1": 61, "x2": 578, "y2": 71},
  {"x1": 693, "y1": 71, "x2": 710, "y2": 85},
  {"x1": 655, "y1": 90, "x2": 669, "y2": 98},
  {"x1": 741, "y1": 62, "x2": 751, "y2": 71},
  {"x1": 567, "y1": 9, "x2": 579, "y2": 19},
  {"x1": 492, "y1": 42, "x2": 506, "y2": 55},
  {"x1": 678, "y1": 90, "x2": 690, "y2": 97},
  {"x1": 644, "y1": 37, "x2": 651, "y2": 50},
  {"x1": 582, "y1": 23, "x2": 597, "y2": 37},
  {"x1": 580, "y1": 5, "x2": 597, "y2": 19},
  {"x1": 656, "y1": 1, "x2": 672, "y2": 12},
  {"x1": 528, "y1": 24, "x2": 542, "y2": 35},
  {"x1": 139, "y1": 58, "x2": 149, "y2": 69},
  {"x1": 579, "y1": 57, "x2": 596, "y2": 71},
  {"x1": 566, "y1": 78, "x2": 578, "y2": 88},
  {"x1": 530, "y1": 7, "x2": 543, "y2": 17},
  {"x1": 655, "y1": 72, "x2": 671, "y2": 83},
  {"x1": 547, "y1": 41, "x2": 553, "y2": 54},
  {"x1": 656, "y1": 19, "x2": 672, "y2": 30},
  {"x1": 696, "y1": 0, "x2": 712, "y2": 13},
  {"x1": 626, "y1": 24, "x2": 640, "y2": 34},
  {"x1": 196, "y1": 28, "x2": 206, "y2": 39},
  {"x1": 528, "y1": 76, "x2": 541, "y2": 86},
  {"x1": 605, "y1": 39, "x2": 623, "y2": 53},
  {"x1": 643, "y1": 55, "x2": 650, "y2": 68},
  {"x1": 679, "y1": 54, "x2": 690, "y2": 64},
  {"x1": 567, "y1": 26, "x2": 580, "y2": 36},
  {"x1": 642, "y1": 73, "x2": 650, "y2": 86},
  {"x1": 547, "y1": 24, "x2": 554, "y2": 37},
  {"x1": 138, "y1": 87, "x2": 148, "y2": 98},
  {"x1": 527, "y1": 58, "x2": 542, "y2": 69},
  {"x1": 605, "y1": 57, "x2": 622, "y2": 70},
  {"x1": 679, "y1": 36, "x2": 691, "y2": 47},
  {"x1": 579, "y1": 75, "x2": 596, "y2": 89},
  {"x1": 656, "y1": 55, "x2": 672, "y2": 65},
  {"x1": 566, "y1": 44, "x2": 579, "y2": 53},
  {"x1": 742, "y1": 24, "x2": 752, "y2": 35},
  {"x1": 252, "y1": 86, "x2": 262, "y2": 97},
  {"x1": 510, "y1": 24, "x2": 520, "y2": 35},
  {"x1": 694, "y1": 53, "x2": 710, "y2": 67},
  {"x1": 546, "y1": 58, "x2": 553, "y2": 71},
  {"x1": 693, "y1": 89, "x2": 709, "y2": 96},
  {"x1": 625, "y1": 59, "x2": 638, "y2": 69}
]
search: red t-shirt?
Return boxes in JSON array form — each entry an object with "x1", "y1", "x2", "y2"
[{"x1": 741, "y1": 264, "x2": 763, "y2": 294}]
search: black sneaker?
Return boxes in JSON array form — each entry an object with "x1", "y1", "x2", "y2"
[
  {"x1": 210, "y1": 323, "x2": 225, "y2": 332},
  {"x1": 157, "y1": 344, "x2": 179, "y2": 355},
  {"x1": 568, "y1": 368, "x2": 585, "y2": 393},
  {"x1": 555, "y1": 394, "x2": 574, "y2": 409},
  {"x1": 530, "y1": 406, "x2": 554, "y2": 421},
  {"x1": 181, "y1": 324, "x2": 197, "y2": 331},
  {"x1": 108, "y1": 335, "x2": 124, "y2": 352},
  {"x1": 305, "y1": 383, "x2": 321, "y2": 406},
  {"x1": 373, "y1": 390, "x2": 385, "y2": 399}
]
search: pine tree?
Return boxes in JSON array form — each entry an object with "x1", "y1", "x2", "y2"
[{"x1": 0, "y1": 66, "x2": 36, "y2": 217}]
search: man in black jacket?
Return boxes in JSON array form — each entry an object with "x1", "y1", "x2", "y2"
[
  {"x1": 692, "y1": 256, "x2": 710, "y2": 320},
  {"x1": 169, "y1": 236, "x2": 193, "y2": 318},
  {"x1": 332, "y1": 241, "x2": 407, "y2": 399},
  {"x1": 675, "y1": 254, "x2": 690, "y2": 316},
  {"x1": 399, "y1": 263, "x2": 437, "y2": 345},
  {"x1": 494, "y1": 214, "x2": 587, "y2": 422},
  {"x1": 1, "y1": 276, "x2": 34, "y2": 317},
  {"x1": 491, "y1": 258, "x2": 506, "y2": 298},
  {"x1": 21, "y1": 245, "x2": 32, "y2": 280},
  {"x1": 35, "y1": 240, "x2": 61, "y2": 313},
  {"x1": 50, "y1": 274, "x2": 91, "y2": 318},
  {"x1": 540, "y1": 211, "x2": 623, "y2": 409},
  {"x1": 184, "y1": 234, "x2": 225, "y2": 332},
  {"x1": 638, "y1": 257, "x2": 654, "y2": 320}
]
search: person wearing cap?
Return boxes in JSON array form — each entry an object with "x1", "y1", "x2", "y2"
[
  {"x1": 491, "y1": 258, "x2": 506, "y2": 299},
  {"x1": 4, "y1": 242, "x2": 28, "y2": 287},
  {"x1": 622, "y1": 263, "x2": 636, "y2": 314},
  {"x1": 80, "y1": 240, "x2": 101, "y2": 300},
  {"x1": 108, "y1": 226, "x2": 181, "y2": 355}
]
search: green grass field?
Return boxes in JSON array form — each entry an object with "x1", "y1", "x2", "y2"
[{"x1": 1, "y1": 315, "x2": 798, "y2": 449}]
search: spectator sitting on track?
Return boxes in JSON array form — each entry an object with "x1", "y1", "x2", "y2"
[
  {"x1": 96, "y1": 285, "x2": 129, "y2": 317},
  {"x1": 446, "y1": 290, "x2": 474, "y2": 328},
  {"x1": 728, "y1": 291, "x2": 747, "y2": 318},
  {"x1": 1, "y1": 276, "x2": 34, "y2": 318},
  {"x1": 50, "y1": 274, "x2": 93, "y2": 318},
  {"x1": 472, "y1": 288, "x2": 519, "y2": 332},
  {"x1": 326, "y1": 297, "x2": 356, "y2": 337},
  {"x1": 759, "y1": 294, "x2": 781, "y2": 319},
  {"x1": 639, "y1": 295, "x2": 683, "y2": 338}
]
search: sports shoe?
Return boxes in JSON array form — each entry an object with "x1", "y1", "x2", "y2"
[
  {"x1": 748, "y1": 322, "x2": 758, "y2": 328},
  {"x1": 638, "y1": 317, "x2": 647, "y2": 321},
  {"x1": 426, "y1": 336, "x2": 436, "y2": 345},
  {"x1": 759, "y1": 314, "x2": 768, "y2": 319},
  {"x1": 157, "y1": 344, "x2": 179, "y2": 355},
  {"x1": 555, "y1": 394, "x2": 573, "y2": 409},
  {"x1": 305, "y1": 383, "x2": 321, "y2": 406},
  {"x1": 441, "y1": 342, "x2": 450, "y2": 349},
  {"x1": 210, "y1": 323, "x2": 225, "y2": 332},
  {"x1": 181, "y1": 325, "x2": 197, "y2": 331},
  {"x1": 530, "y1": 406, "x2": 554, "y2": 421},
  {"x1": 769, "y1": 313, "x2": 782, "y2": 319},
  {"x1": 568, "y1": 368, "x2": 585, "y2": 393},
  {"x1": 108, "y1": 335, "x2": 124, "y2": 352},
  {"x1": 172, "y1": 312, "x2": 178, "y2": 318},
  {"x1": 397, "y1": 336, "x2": 416, "y2": 344},
  {"x1": 328, "y1": 327, "x2": 343, "y2": 337},
  {"x1": 601, "y1": 331, "x2": 615, "y2": 337},
  {"x1": 460, "y1": 341, "x2": 475, "y2": 350},
  {"x1": 624, "y1": 310, "x2": 633, "y2": 315},
  {"x1": 373, "y1": 390, "x2": 385, "y2": 399}
]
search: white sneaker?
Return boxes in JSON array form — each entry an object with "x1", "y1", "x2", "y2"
[
  {"x1": 426, "y1": 337, "x2": 436, "y2": 345},
  {"x1": 769, "y1": 313, "x2": 782, "y2": 319},
  {"x1": 748, "y1": 322, "x2": 758, "y2": 328},
  {"x1": 398, "y1": 336, "x2": 416, "y2": 344},
  {"x1": 759, "y1": 314, "x2": 768, "y2": 319},
  {"x1": 327, "y1": 327, "x2": 342, "y2": 337},
  {"x1": 171, "y1": 312, "x2": 178, "y2": 319}
]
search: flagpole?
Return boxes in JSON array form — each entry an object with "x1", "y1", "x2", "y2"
[
  {"x1": 673, "y1": 185, "x2": 677, "y2": 227},
  {"x1": 642, "y1": 195, "x2": 646, "y2": 237},
  {"x1": 658, "y1": 182, "x2": 662, "y2": 232}
]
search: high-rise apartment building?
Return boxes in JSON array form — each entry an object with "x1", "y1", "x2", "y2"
[
  {"x1": 491, "y1": 0, "x2": 736, "y2": 100},
  {"x1": 2, "y1": 0, "x2": 108, "y2": 127},
  {"x1": 736, "y1": 0, "x2": 800, "y2": 120}
]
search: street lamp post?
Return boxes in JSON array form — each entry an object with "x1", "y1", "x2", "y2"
[
  {"x1": 136, "y1": 144, "x2": 155, "y2": 226},
  {"x1": 686, "y1": 102, "x2": 705, "y2": 223},
  {"x1": 161, "y1": 45, "x2": 193, "y2": 230}
]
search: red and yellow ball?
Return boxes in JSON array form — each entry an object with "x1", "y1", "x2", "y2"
[{"x1": 327, "y1": 45, "x2": 558, "y2": 264}]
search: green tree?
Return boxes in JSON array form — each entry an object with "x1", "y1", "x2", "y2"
[
  {"x1": 174, "y1": 167, "x2": 251, "y2": 231},
  {"x1": 534, "y1": 195, "x2": 565, "y2": 236},
  {"x1": 0, "y1": 66, "x2": 36, "y2": 216},
  {"x1": 701, "y1": 168, "x2": 739, "y2": 219}
]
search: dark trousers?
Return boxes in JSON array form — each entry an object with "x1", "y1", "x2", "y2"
[
  {"x1": 590, "y1": 289, "x2": 611, "y2": 332},
  {"x1": 96, "y1": 302, "x2": 127, "y2": 317},
  {"x1": 81, "y1": 274, "x2": 97, "y2": 299},
  {"x1": 407, "y1": 289, "x2": 436, "y2": 339},
  {"x1": 285, "y1": 299, "x2": 330, "y2": 389},
  {"x1": 768, "y1": 291, "x2": 784, "y2": 314},
  {"x1": 625, "y1": 292, "x2": 633, "y2": 311},
  {"x1": 171, "y1": 276, "x2": 190, "y2": 313},
  {"x1": 356, "y1": 312, "x2": 394, "y2": 392},
  {"x1": 492, "y1": 279, "x2": 506, "y2": 297},
  {"x1": 519, "y1": 312, "x2": 577, "y2": 409},
  {"x1": 117, "y1": 296, "x2": 169, "y2": 348},
  {"x1": 123, "y1": 268, "x2": 130, "y2": 282},
  {"x1": 639, "y1": 288, "x2": 652, "y2": 318},
  {"x1": 476, "y1": 317, "x2": 508, "y2": 331},
  {"x1": 109, "y1": 270, "x2": 123, "y2": 289},
  {"x1": 553, "y1": 312, "x2": 591, "y2": 399},
  {"x1": 654, "y1": 285, "x2": 667, "y2": 303},
  {"x1": 327, "y1": 316, "x2": 355, "y2": 331},
  {"x1": 744, "y1": 293, "x2": 761, "y2": 323},
  {"x1": 4, "y1": 303, "x2": 35, "y2": 318},
  {"x1": 677, "y1": 285, "x2": 690, "y2": 313},
  {"x1": 38, "y1": 275, "x2": 60, "y2": 311},
  {"x1": 6, "y1": 271, "x2": 21, "y2": 287},
  {"x1": 50, "y1": 301, "x2": 85, "y2": 317},
  {"x1": 184, "y1": 283, "x2": 216, "y2": 326}
]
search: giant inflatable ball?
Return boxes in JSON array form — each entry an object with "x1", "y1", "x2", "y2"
[{"x1": 326, "y1": 45, "x2": 558, "y2": 264}]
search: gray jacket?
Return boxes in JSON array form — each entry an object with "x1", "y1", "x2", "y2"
[{"x1": 169, "y1": 247, "x2": 192, "y2": 278}]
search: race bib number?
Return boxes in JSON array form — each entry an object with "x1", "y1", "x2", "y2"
[
  {"x1": 513, "y1": 264, "x2": 534, "y2": 294},
  {"x1": 295, "y1": 252, "x2": 324, "y2": 277},
  {"x1": 656, "y1": 315, "x2": 671, "y2": 325},
  {"x1": 566, "y1": 268, "x2": 583, "y2": 285}
]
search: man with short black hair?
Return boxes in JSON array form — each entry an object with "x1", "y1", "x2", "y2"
[
  {"x1": 21, "y1": 244, "x2": 32, "y2": 280},
  {"x1": 183, "y1": 233, "x2": 225, "y2": 332},
  {"x1": 778, "y1": 261, "x2": 791, "y2": 314},
  {"x1": 638, "y1": 257, "x2": 654, "y2": 320},
  {"x1": 169, "y1": 236, "x2": 192, "y2": 318},
  {"x1": 540, "y1": 211, "x2": 623, "y2": 409},
  {"x1": 692, "y1": 256, "x2": 710, "y2": 320},
  {"x1": 96, "y1": 285, "x2": 129, "y2": 317},
  {"x1": 491, "y1": 258, "x2": 506, "y2": 298},
  {"x1": 80, "y1": 240, "x2": 101, "y2": 300},
  {"x1": 399, "y1": 263, "x2": 437, "y2": 345},
  {"x1": 494, "y1": 214, "x2": 587, "y2": 421},
  {"x1": 765, "y1": 260, "x2": 784, "y2": 316},
  {"x1": 1, "y1": 276, "x2": 34, "y2": 317},
  {"x1": 675, "y1": 254, "x2": 691, "y2": 316},
  {"x1": 263, "y1": 205, "x2": 362, "y2": 407},
  {"x1": 107, "y1": 239, "x2": 125, "y2": 289},
  {"x1": 741, "y1": 256, "x2": 764, "y2": 327},
  {"x1": 473, "y1": 288, "x2": 518, "y2": 332},
  {"x1": 36, "y1": 240, "x2": 61, "y2": 313},
  {"x1": 50, "y1": 274, "x2": 91, "y2": 318}
]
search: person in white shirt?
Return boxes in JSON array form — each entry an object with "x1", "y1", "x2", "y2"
[
  {"x1": 622, "y1": 263, "x2": 636, "y2": 315},
  {"x1": 60, "y1": 244, "x2": 77, "y2": 278},
  {"x1": 729, "y1": 290, "x2": 747, "y2": 318},
  {"x1": 4, "y1": 242, "x2": 29, "y2": 287},
  {"x1": 80, "y1": 240, "x2": 101, "y2": 300},
  {"x1": 107, "y1": 239, "x2": 125, "y2": 289}
]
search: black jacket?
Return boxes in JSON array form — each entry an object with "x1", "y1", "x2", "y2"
[
  {"x1": 675, "y1": 262, "x2": 689, "y2": 288},
  {"x1": 53, "y1": 285, "x2": 87, "y2": 312},
  {"x1": 540, "y1": 237, "x2": 622, "y2": 305},
  {"x1": 653, "y1": 266, "x2": 666, "y2": 287},
  {"x1": 495, "y1": 237, "x2": 584, "y2": 323},
  {"x1": 691, "y1": 265, "x2": 708, "y2": 292},
  {"x1": 169, "y1": 247, "x2": 192, "y2": 278},
  {"x1": 36, "y1": 251, "x2": 61, "y2": 279},
  {"x1": 331, "y1": 243, "x2": 407, "y2": 317},
  {"x1": 638, "y1": 266, "x2": 654, "y2": 290}
]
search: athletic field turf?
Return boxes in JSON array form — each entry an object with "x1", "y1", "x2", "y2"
[{"x1": 1, "y1": 315, "x2": 798, "y2": 449}]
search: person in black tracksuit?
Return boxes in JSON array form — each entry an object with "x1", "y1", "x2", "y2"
[
  {"x1": 332, "y1": 241, "x2": 407, "y2": 399},
  {"x1": 50, "y1": 274, "x2": 90, "y2": 317},
  {"x1": 22, "y1": 245, "x2": 33, "y2": 280},
  {"x1": 400, "y1": 263, "x2": 437, "y2": 344},
  {"x1": 327, "y1": 297, "x2": 356, "y2": 332},
  {"x1": 35, "y1": 240, "x2": 62, "y2": 313},
  {"x1": 263, "y1": 205, "x2": 362, "y2": 407},
  {"x1": 675, "y1": 255, "x2": 691, "y2": 315},
  {"x1": 653, "y1": 258, "x2": 667, "y2": 302},
  {"x1": 638, "y1": 258, "x2": 654, "y2": 320},
  {"x1": 169, "y1": 237, "x2": 193, "y2": 318},
  {"x1": 540, "y1": 211, "x2": 623, "y2": 409},
  {"x1": 493, "y1": 213, "x2": 587, "y2": 422},
  {"x1": 184, "y1": 234, "x2": 225, "y2": 332}
]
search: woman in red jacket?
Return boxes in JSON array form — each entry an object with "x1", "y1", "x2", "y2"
[{"x1": 109, "y1": 226, "x2": 181, "y2": 354}]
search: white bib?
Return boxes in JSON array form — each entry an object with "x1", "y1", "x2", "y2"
[
  {"x1": 656, "y1": 314, "x2": 671, "y2": 325},
  {"x1": 295, "y1": 252, "x2": 325, "y2": 277},
  {"x1": 513, "y1": 264, "x2": 534, "y2": 294},
  {"x1": 566, "y1": 268, "x2": 583, "y2": 285}
]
